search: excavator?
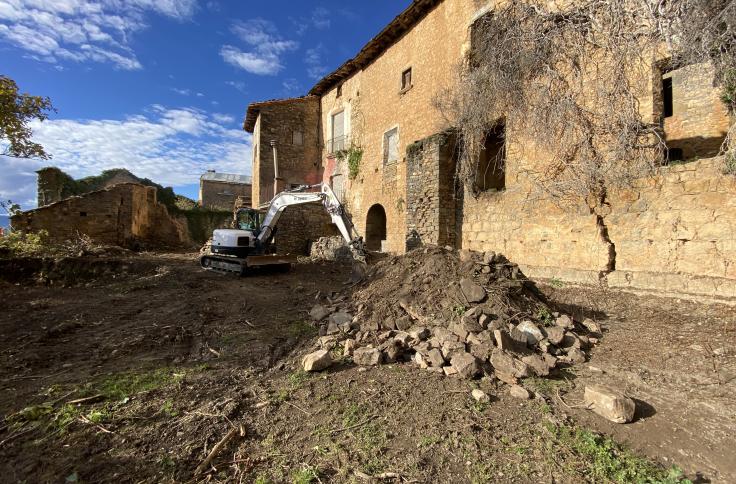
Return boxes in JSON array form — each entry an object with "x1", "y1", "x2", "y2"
[{"x1": 200, "y1": 183, "x2": 365, "y2": 276}]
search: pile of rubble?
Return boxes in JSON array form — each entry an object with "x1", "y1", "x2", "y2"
[
  {"x1": 302, "y1": 246, "x2": 603, "y2": 387},
  {"x1": 308, "y1": 236, "x2": 353, "y2": 262}
]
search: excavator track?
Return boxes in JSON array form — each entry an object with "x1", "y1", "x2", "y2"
[{"x1": 200, "y1": 255, "x2": 247, "y2": 275}]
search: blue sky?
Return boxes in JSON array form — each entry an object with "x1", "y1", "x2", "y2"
[{"x1": 0, "y1": 0, "x2": 411, "y2": 209}]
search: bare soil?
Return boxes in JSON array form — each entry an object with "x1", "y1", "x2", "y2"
[{"x1": 0, "y1": 253, "x2": 733, "y2": 483}]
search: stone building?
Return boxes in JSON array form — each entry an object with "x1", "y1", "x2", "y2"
[
  {"x1": 243, "y1": 0, "x2": 735, "y2": 300},
  {"x1": 12, "y1": 184, "x2": 190, "y2": 249},
  {"x1": 199, "y1": 171, "x2": 252, "y2": 211}
]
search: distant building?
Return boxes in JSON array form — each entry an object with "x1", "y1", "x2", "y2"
[{"x1": 199, "y1": 171, "x2": 252, "y2": 211}]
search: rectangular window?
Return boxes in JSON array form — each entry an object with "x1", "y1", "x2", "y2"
[
  {"x1": 401, "y1": 68, "x2": 412, "y2": 91},
  {"x1": 662, "y1": 76, "x2": 673, "y2": 118},
  {"x1": 292, "y1": 130, "x2": 303, "y2": 146},
  {"x1": 477, "y1": 121, "x2": 506, "y2": 191},
  {"x1": 383, "y1": 127, "x2": 399, "y2": 164},
  {"x1": 330, "y1": 111, "x2": 345, "y2": 153}
]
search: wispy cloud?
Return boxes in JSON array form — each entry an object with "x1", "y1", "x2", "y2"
[
  {"x1": 305, "y1": 44, "x2": 328, "y2": 80},
  {"x1": 0, "y1": 106, "x2": 250, "y2": 208},
  {"x1": 0, "y1": 0, "x2": 198, "y2": 70},
  {"x1": 171, "y1": 87, "x2": 192, "y2": 95},
  {"x1": 220, "y1": 18, "x2": 298, "y2": 75},
  {"x1": 282, "y1": 78, "x2": 302, "y2": 95},
  {"x1": 225, "y1": 80, "x2": 246, "y2": 93},
  {"x1": 311, "y1": 7, "x2": 330, "y2": 30}
]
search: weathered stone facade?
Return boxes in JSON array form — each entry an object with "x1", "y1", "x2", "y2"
[
  {"x1": 243, "y1": 0, "x2": 736, "y2": 300},
  {"x1": 199, "y1": 173, "x2": 251, "y2": 211},
  {"x1": 246, "y1": 96, "x2": 321, "y2": 207},
  {"x1": 13, "y1": 184, "x2": 190, "y2": 248}
]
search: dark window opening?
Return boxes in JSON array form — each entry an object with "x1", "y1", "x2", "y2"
[
  {"x1": 476, "y1": 122, "x2": 506, "y2": 192},
  {"x1": 336, "y1": 83, "x2": 343, "y2": 98},
  {"x1": 662, "y1": 77, "x2": 673, "y2": 118},
  {"x1": 401, "y1": 68, "x2": 412, "y2": 91},
  {"x1": 666, "y1": 147, "x2": 684, "y2": 163},
  {"x1": 79, "y1": 211, "x2": 87, "y2": 217}
]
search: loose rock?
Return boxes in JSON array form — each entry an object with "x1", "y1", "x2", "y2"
[
  {"x1": 309, "y1": 305, "x2": 331, "y2": 322},
  {"x1": 353, "y1": 347, "x2": 382, "y2": 366},
  {"x1": 555, "y1": 314, "x2": 575, "y2": 329},
  {"x1": 471, "y1": 389, "x2": 490, "y2": 403},
  {"x1": 302, "y1": 349, "x2": 332, "y2": 372},
  {"x1": 451, "y1": 352, "x2": 481, "y2": 379},
  {"x1": 509, "y1": 385, "x2": 531, "y2": 400},
  {"x1": 584, "y1": 385, "x2": 636, "y2": 423},
  {"x1": 459, "y1": 278, "x2": 486, "y2": 303},
  {"x1": 517, "y1": 320, "x2": 544, "y2": 345}
]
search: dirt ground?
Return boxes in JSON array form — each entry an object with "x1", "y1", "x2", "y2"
[{"x1": 0, "y1": 253, "x2": 734, "y2": 483}]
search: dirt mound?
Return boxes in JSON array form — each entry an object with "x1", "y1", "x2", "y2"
[
  {"x1": 307, "y1": 246, "x2": 602, "y2": 384},
  {"x1": 0, "y1": 256, "x2": 162, "y2": 286}
]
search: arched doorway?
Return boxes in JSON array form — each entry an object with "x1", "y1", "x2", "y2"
[{"x1": 365, "y1": 204, "x2": 387, "y2": 251}]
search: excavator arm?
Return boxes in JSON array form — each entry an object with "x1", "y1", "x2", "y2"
[{"x1": 258, "y1": 183, "x2": 365, "y2": 261}]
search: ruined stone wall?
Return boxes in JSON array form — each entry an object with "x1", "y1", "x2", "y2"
[
  {"x1": 272, "y1": 203, "x2": 340, "y2": 255},
  {"x1": 251, "y1": 97, "x2": 321, "y2": 207},
  {"x1": 406, "y1": 132, "x2": 458, "y2": 248},
  {"x1": 200, "y1": 180, "x2": 251, "y2": 211},
  {"x1": 12, "y1": 184, "x2": 190, "y2": 248},
  {"x1": 662, "y1": 63, "x2": 731, "y2": 160}
]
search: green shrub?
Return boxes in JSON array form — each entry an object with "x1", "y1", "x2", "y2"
[{"x1": 0, "y1": 230, "x2": 54, "y2": 257}]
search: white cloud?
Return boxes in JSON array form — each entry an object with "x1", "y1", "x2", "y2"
[
  {"x1": 225, "y1": 80, "x2": 246, "y2": 93},
  {"x1": 212, "y1": 113, "x2": 234, "y2": 124},
  {"x1": 171, "y1": 87, "x2": 191, "y2": 95},
  {"x1": 0, "y1": 106, "x2": 251, "y2": 208},
  {"x1": 305, "y1": 44, "x2": 328, "y2": 80},
  {"x1": 282, "y1": 78, "x2": 301, "y2": 95},
  {"x1": 0, "y1": 0, "x2": 197, "y2": 70},
  {"x1": 220, "y1": 18, "x2": 298, "y2": 75},
  {"x1": 311, "y1": 7, "x2": 330, "y2": 30}
]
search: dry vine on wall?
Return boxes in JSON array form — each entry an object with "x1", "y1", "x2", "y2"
[{"x1": 435, "y1": 0, "x2": 736, "y2": 277}]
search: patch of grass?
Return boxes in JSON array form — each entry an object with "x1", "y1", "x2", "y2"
[
  {"x1": 287, "y1": 320, "x2": 318, "y2": 338},
  {"x1": 341, "y1": 403, "x2": 366, "y2": 428},
  {"x1": 549, "y1": 277, "x2": 564, "y2": 288},
  {"x1": 453, "y1": 304, "x2": 467, "y2": 316},
  {"x1": 291, "y1": 466, "x2": 319, "y2": 484},
  {"x1": 288, "y1": 370, "x2": 310, "y2": 388},
  {"x1": 543, "y1": 422, "x2": 692, "y2": 483},
  {"x1": 536, "y1": 307, "x2": 555, "y2": 327},
  {"x1": 254, "y1": 475, "x2": 272, "y2": 484},
  {"x1": 159, "y1": 400, "x2": 179, "y2": 418},
  {"x1": 88, "y1": 367, "x2": 180, "y2": 401},
  {"x1": 524, "y1": 376, "x2": 569, "y2": 396},
  {"x1": 418, "y1": 435, "x2": 440, "y2": 448}
]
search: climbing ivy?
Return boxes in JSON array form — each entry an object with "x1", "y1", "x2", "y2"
[{"x1": 337, "y1": 145, "x2": 364, "y2": 180}]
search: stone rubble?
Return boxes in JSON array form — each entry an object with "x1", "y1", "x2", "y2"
[{"x1": 303, "y1": 247, "x2": 604, "y2": 396}]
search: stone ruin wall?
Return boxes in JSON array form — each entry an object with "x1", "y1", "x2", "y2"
[
  {"x1": 272, "y1": 203, "x2": 341, "y2": 256},
  {"x1": 12, "y1": 184, "x2": 190, "y2": 249},
  {"x1": 406, "y1": 131, "x2": 735, "y2": 301}
]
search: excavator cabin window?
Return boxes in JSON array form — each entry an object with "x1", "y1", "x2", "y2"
[{"x1": 236, "y1": 209, "x2": 261, "y2": 232}]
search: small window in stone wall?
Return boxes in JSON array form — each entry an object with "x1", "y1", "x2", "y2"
[
  {"x1": 336, "y1": 83, "x2": 343, "y2": 98},
  {"x1": 476, "y1": 121, "x2": 506, "y2": 192},
  {"x1": 79, "y1": 211, "x2": 87, "y2": 217},
  {"x1": 401, "y1": 67, "x2": 412, "y2": 91},
  {"x1": 292, "y1": 129, "x2": 303, "y2": 146},
  {"x1": 383, "y1": 127, "x2": 399, "y2": 164},
  {"x1": 662, "y1": 75, "x2": 674, "y2": 118}
]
